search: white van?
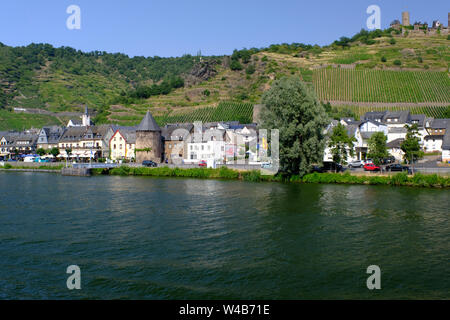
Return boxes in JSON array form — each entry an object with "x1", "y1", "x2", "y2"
[{"x1": 23, "y1": 156, "x2": 36, "y2": 163}]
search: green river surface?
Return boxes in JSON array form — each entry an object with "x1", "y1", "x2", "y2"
[{"x1": 0, "y1": 171, "x2": 448, "y2": 299}]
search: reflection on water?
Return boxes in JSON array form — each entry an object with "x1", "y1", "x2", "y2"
[{"x1": 0, "y1": 172, "x2": 448, "y2": 299}]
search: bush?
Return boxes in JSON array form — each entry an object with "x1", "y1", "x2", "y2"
[
  {"x1": 390, "y1": 38, "x2": 396, "y2": 45},
  {"x1": 3, "y1": 163, "x2": 12, "y2": 169},
  {"x1": 246, "y1": 64, "x2": 256, "y2": 75},
  {"x1": 393, "y1": 60, "x2": 402, "y2": 66},
  {"x1": 381, "y1": 56, "x2": 387, "y2": 63},
  {"x1": 230, "y1": 60, "x2": 243, "y2": 71},
  {"x1": 390, "y1": 172, "x2": 408, "y2": 185},
  {"x1": 447, "y1": 35, "x2": 450, "y2": 40}
]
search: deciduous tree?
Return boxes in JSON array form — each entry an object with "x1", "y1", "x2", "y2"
[{"x1": 260, "y1": 76, "x2": 329, "y2": 176}]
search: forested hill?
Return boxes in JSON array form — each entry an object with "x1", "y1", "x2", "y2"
[
  {"x1": 0, "y1": 27, "x2": 449, "y2": 130},
  {"x1": 0, "y1": 42, "x2": 202, "y2": 113}
]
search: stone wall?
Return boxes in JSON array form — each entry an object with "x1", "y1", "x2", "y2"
[{"x1": 135, "y1": 131, "x2": 162, "y2": 163}]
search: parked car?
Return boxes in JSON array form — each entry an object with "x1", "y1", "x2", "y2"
[
  {"x1": 311, "y1": 165, "x2": 324, "y2": 173},
  {"x1": 348, "y1": 160, "x2": 364, "y2": 168},
  {"x1": 198, "y1": 160, "x2": 207, "y2": 167},
  {"x1": 364, "y1": 163, "x2": 381, "y2": 171},
  {"x1": 312, "y1": 162, "x2": 345, "y2": 173},
  {"x1": 142, "y1": 160, "x2": 157, "y2": 167},
  {"x1": 322, "y1": 161, "x2": 346, "y2": 172},
  {"x1": 386, "y1": 164, "x2": 410, "y2": 172},
  {"x1": 381, "y1": 156, "x2": 396, "y2": 165}
]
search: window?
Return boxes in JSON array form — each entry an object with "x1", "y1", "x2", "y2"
[
  {"x1": 119, "y1": 144, "x2": 122, "y2": 149},
  {"x1": 114, "y1": 144, "x2": 116, "y2": 149}
]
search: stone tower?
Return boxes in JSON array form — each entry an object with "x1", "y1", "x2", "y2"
[
  {"x1": 402, "y1": 12, "x2": 410, "y2": 26},
  {"x1": 135, "y1": 110, "x2": 162, "y2": 163}
]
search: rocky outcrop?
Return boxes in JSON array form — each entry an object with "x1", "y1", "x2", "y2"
[{"x1": 184, "y1": 60, "x2": 218, "y2": 86}]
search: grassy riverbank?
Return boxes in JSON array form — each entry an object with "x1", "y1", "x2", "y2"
[
  {"x1": 0, "y1": 164, "x2": 64, "y2": 171},
  {"x1": 92, "y1": 166, "x2": 450, "y2": 188}
]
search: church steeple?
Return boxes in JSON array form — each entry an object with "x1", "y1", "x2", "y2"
[{"x1": 82, "y1": 105, "x2": 91, "y2": 126}]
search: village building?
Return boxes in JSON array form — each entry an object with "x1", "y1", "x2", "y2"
[
  {"x1": 57, "y1": 125, "x2": 112, "y2": 160},
  {"x1": 161, "y1": 123, "x2": 193, "y2": 164},
  {"x1": 135, "y1": 111, "x2": 162, "y2": 164},
  {"x1": 37, "y1": 126, "x2": 65, "y2": 150},
  {"x1": 225, "y1": 124, "x2": 259, "y2": 163},
  {"x1": 386, "y1": 138, "x2": 405, "y2": 161},
  {"x1": 423, "y1": 119, "x2": 450, "y2": 153},
  {"x1": 0, "y1": 131, "x2": 39, "y2": 157},
  {"x1": 109, "y1": 126, "x2": 137, "y2": 161},
  {"x1": 442, "y1": 131, "x2": 450, "y2": 163},
  {"x1": 185, "y1": 125, "x2": 227, "y2": 165}
]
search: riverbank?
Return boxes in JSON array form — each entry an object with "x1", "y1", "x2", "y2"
[
  {"x1": 91, "y1": 166, "x2": 450, "y2": 188},
  {"x1": 1, "y1": 164, "x2": 449, "y2": 188}
]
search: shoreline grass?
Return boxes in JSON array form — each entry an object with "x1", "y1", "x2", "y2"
[
  {"x1": 92, "y1": 166, "x2": 450, "y2": 188},
  {"x1": 2, "y1": 164, "x2": 448, "y2": 188}
]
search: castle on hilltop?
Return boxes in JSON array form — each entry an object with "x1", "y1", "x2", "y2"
[{"x1": 390, "y1": 12, "x2": 449, "y2": 36}]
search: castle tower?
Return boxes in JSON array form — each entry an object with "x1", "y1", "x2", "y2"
[
  {"x1": 135, "y1": 110, "x2": 162, "y2": 163},
  {"x1": 402, "y1": 12, "x2": 410, "y2": 26},
  {"x1": 82, "y1": 105, "x2": 90, "y2": 126}
]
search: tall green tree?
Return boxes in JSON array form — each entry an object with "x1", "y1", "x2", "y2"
[
  {"x1": 260, "y1": 76, "x2": 329, "y2": 176},
  {"x1": 401, "y1": 124, "x2": 424, "y2": 164},
  {"x1": 328, "y1": 123, "x2": 356, "y2": 166},
  {"x1": 367, "y1": 132, "x2": 389, "y2": 165}
]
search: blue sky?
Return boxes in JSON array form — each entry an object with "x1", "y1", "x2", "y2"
[{"x1": 0, "y1": 0, "x2": 447, "y2": 57}]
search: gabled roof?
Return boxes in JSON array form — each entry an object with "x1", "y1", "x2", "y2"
[
  {"x1": 387, "y1": 138, "x2": 404, "y2": 149},
  {"x1": 410, "y1": 114, "x2": 426, "y2": 127},
  {"x1": 137, "y1": 111, "x2": 160, "y2": 132},
  {"x1": 363, "y1": 111, "x2": 386, "y2": 121},
  {"x1": 430, "y1": 119, "x2": 450, "y2": 129},
  {"x1": 382, "y1": 111, "x2": 411, "y2": 124}
]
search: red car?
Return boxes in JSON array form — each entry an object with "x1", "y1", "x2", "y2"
[
  {"x1": 198, "y1": 160, "x2": 207, "y2": 167},
  {"x1": 364, "y1": 163, "x2": 381, "y2": 171}
]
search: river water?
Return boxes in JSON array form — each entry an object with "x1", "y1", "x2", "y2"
[{"x1": 0, "y1": 171, "x2": 448, "y2": 299}]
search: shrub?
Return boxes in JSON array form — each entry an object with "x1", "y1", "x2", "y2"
[
  {"x1": 3, "y1": 163, "x2": 12, "y2": 169},
  {"x1": 381, "y1": 56, "x2": 387, "y2": 63},
  {"x1": 390, "y1": 38, "x2": 396, "y2": 45},
  {"x1": 246, "y1": 64, "x2": 256, "y2": 75},
  {"x1": 393, "y1": 60, "x2": 402, "y2": 66},
  {"x1": 390, "y1": 172, "x2": 408, "y2": 186},
  {"x1": 230, "y1": 60, "x2": 243, "y2": 71}
]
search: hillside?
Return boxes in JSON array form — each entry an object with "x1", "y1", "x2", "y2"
[{"x1": 0, "y1": 28, "x2": 449, "y2": 130}]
